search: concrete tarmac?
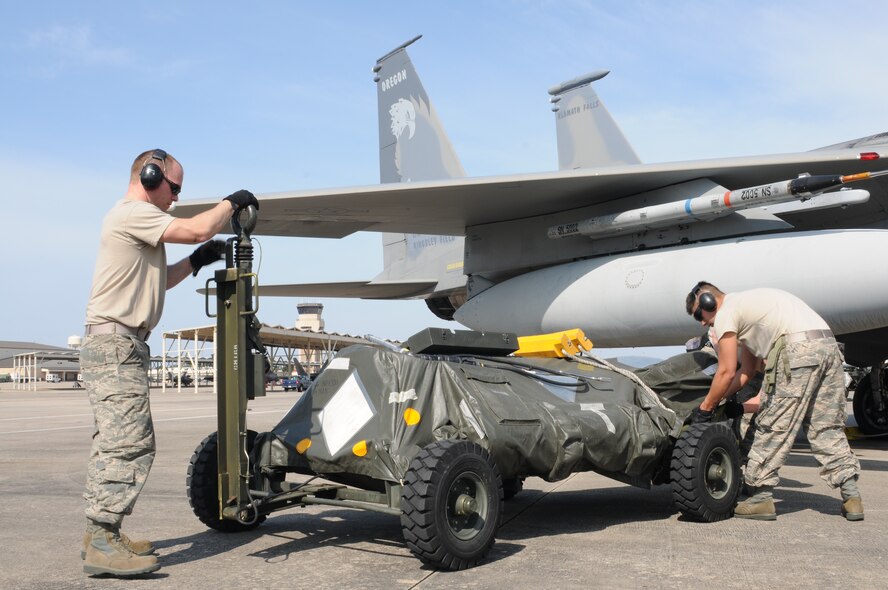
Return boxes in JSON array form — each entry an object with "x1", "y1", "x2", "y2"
[{"x1": 1, "y1": 385, "x2": 885, "y2": 589}]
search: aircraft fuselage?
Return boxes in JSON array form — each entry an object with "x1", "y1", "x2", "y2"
[{"x1": 455, "y1": 228, "x2": 888, "y2": 366}]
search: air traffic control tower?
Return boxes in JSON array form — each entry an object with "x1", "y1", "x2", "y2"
[{"x1": 295, "y1": 302, "x2": 324, "y2": 332}]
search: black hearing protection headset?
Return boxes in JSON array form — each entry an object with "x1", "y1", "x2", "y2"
[
  {"x1": 698, "y1": 291, "x2": 717, "y2": 312},
  {"x1": 690, "y1": 284, "x2": 717, "y2": 317},
  {"x1": 139, "y1": 149, "x2": 168, "y2": 190}
]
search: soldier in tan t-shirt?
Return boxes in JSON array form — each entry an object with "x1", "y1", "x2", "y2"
[
  {"x1": 80, "y1": 149, "x2": 259, "y2": 577},
  {"x1": 684, "y1": 281, "x2": 862, "y2": 522}
]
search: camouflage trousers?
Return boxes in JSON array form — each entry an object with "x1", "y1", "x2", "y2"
[
  {"x1": 745, "y1": 337, "x2": 860, "y2": 489},
  {"x1": 81, "y1": 334, "x2": 156, "y2": 527}
]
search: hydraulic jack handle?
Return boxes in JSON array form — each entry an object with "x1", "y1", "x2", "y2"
[{"x1": 214, "y1": 204, "x2": 269, "y2": 524}]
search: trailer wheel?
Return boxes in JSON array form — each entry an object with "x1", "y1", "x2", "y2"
[
  {"x1": 670, "y1": 422, "x2": 740, "y2": 522},
  {"x1": 502, "y1": 476, "x2": 525, "y2": 501},
  {"x1": 400, "y1": 440, "x2": 503, "y2": 570},
  {"x1": 853, "y1": 371, "x2": 888, "y2": 435},
  {"x1": 187, "y1": 430, "x2": 266, "y2": 532}
]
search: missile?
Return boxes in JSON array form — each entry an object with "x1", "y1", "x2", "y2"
[{"x1": 548, "y1": 171, "x2": 887, "y2": 240}]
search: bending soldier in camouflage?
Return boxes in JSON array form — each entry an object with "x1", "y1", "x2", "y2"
[
  {"x1": 684, "y1": 282, "x2": 862, "y2": 521},
  {"x1": 81, "y1": 149, "x2": 258, "y2": 576}
]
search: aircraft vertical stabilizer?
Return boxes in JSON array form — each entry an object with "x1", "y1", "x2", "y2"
[
  {"x1": 549, "y1": 71, "x2": 641, "y2": 170},
  {"x1": 371, "y1": 36, "x2": 468, "y2": 319},
  {"x1": 215, "y1": 37, "x2": 468, "y2": 314},
  {"x1": 374, "y1": 35, "x2": 465, "y2": 184}
]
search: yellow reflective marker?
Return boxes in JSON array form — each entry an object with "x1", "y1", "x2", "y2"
[
  {"x1": 404, "y1": 407, "x2": 421, "y2": 426},
  {"x1": 352, "y1": 440, "x2": 368, "y2": 457},
  {"x1": 296, "y1": 438, "x2": 312, "y2": 454}
]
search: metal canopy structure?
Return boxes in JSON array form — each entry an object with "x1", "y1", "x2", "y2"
[
  {"x1": 11, "y1": 350, "x2": 81, "y2": 391},
  {"x1": 159, "y1": 323, "x2": 382, "y2": 394}
]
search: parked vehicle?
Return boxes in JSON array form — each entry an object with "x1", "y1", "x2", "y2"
[
  {"x1": 167, "y1": 372, "x2": 193, "y2": 387},
  {"x1": 281, "y1": 374, "x2": 310, "y2": 392}
]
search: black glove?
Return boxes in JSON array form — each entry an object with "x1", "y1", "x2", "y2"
[
  {"x1": 189, "y1": 240, "x2": 227, "y2": 276},
  {"x1": 722, "y1": 400, "x2": 744, "y2": 419},
  {"x1": 688, "y1": 407, "x2": 713, "y2": 424},
  {"x1": 223, "y1": 189, "x2": 259, "y2": 211}
]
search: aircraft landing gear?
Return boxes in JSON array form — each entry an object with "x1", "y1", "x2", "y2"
[{"x1": 852, "y1": 365, "x2": 888, "y2": 435}]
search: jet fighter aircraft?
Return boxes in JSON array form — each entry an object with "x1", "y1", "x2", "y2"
[{"x1": 174, "y1": 37, "x2": 888, "y2": 432}]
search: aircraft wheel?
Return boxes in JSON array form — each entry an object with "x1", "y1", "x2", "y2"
[
  {"x1": 187, "y1": 430, "x2": 266, "y2": 532},
  {"x1": 400, "y1": 440, "x2": 503, "y2": 570},
  {"x1": 853, "y1": 370, "x2": 888, "y2": 435},
  {"x1": 670, "y1": 422, "x2": 741, "y2": 522}
]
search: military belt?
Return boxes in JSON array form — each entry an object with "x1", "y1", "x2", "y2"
[
  {"x1": 85, "y1": 322, "x2": 151, "y2": 341},
  {"x1": 783, "y1": 329, "x2": 833, "y2": 344}
]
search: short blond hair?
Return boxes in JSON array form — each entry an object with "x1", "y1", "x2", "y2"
[{"x1": 129, "y1": 149, "x2": 180, "y2": 184}]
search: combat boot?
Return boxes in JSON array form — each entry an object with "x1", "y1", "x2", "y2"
[
  {"x1": 83, "y1": 529, "x2": 160, "y2": 577},
  {"x1": 840, "y1": 475, "x2": 864, "y2": 521},
  {"x1": 734, "y1": 486, "x2": 776, "y2": 521},
  {"x1": 81, "y1": 531, "x2": 155, "y2": 559},
  {"x1": 842, "y1": 496, "x2": 864, "y2": 521}
]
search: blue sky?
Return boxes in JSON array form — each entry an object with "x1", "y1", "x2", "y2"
[{"x1": 3, "y1": 1, "x2": 887, "y2": 356}]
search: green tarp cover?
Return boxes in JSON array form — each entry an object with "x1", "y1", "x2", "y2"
[
  {"x1": 268, "y1": 346, "x2": 707, "y2": 488},
  {"x1": 634, "y1": 349, "x2": 719, "y2": 414}
]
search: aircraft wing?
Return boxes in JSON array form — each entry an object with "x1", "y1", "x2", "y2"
[
  {"x1": 172, "y1": 134, "x2": 888, "y2": 237},
  {"x1": 256, "y1": 280, "x2": 438, "y2": 299}
]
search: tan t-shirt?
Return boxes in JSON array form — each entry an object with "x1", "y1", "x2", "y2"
[
  {"x1": 713, "y1": 288, "x2": 830, "y2": 358},
  {"x1": 85, "y1": 199, "x2": 175, "y2": 331}
]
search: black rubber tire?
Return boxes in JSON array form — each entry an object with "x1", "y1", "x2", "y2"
[
  {"x1": 853, "y1": 371, "x2": 888, "y2": 435},
  {"x1": 186, "y1": 430, "x2": 266, "y2": 532},
  {"x1": 670, "y1": 422, "x2": 741, "y2": 522},
  {"x1": 400, "y1": 440, "x2": 503, "y2": 570},
  {"x1": 502, "y1": 476, "x2": 525, "y2": 501}
]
